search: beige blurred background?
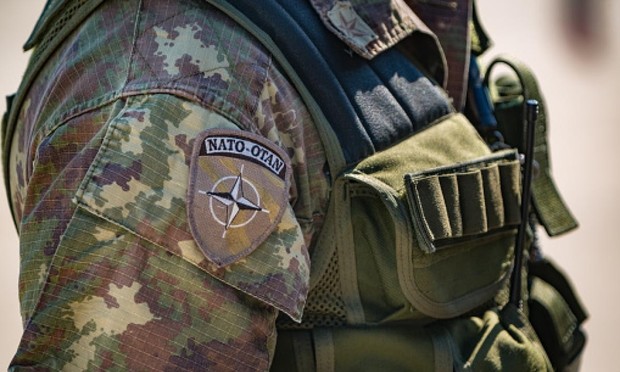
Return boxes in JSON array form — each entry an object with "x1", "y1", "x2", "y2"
[{"x1": 1, "y1": 0, "x2": 618, "y2": 370}]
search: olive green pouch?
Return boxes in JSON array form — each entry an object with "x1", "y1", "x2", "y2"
[
  {"x1": 328, "y1": 113, "x2": 523, "y2": 322},
  {"x1": 431, "y1": 303, "x2": 553, "y2": 372},
  {"x1": 273, "y1": 113, "x2": 558, "y2": 371},
  {"x1": 528, "y1": 258, "x2": 588, "y2": 371}
]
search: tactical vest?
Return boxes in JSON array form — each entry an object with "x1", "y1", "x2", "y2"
[
  {"x1": 2, "y1": 0, "x2": 586, "y2": 371},
  {"x1": 196, "y1": 1, "x2": 587, "y2": 371}
]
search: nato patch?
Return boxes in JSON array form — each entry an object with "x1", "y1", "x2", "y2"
[{"x1": 188, "y1": 129, "x2": 291, "y2": 267}]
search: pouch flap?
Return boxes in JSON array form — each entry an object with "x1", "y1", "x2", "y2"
[
  {"x1": 405, "y1": 150, "x2": 521, "y2": 253},
  {"x1": 350, "y1": 113, "x2": 492, "y2": 189},
  {"x1": 528, "y1": 258, "x2": 588, "y2": 370},
  {"x1": 530, "y1": 278, "x2": 579, "y2": 356}
]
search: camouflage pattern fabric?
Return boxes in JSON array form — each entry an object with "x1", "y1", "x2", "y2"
[
  {"x1": 7, "y1": 0, "x2": 330, "y2": 369},
  {"x1": 5, "y1": 0, "x2": 476, "y2": 370}
]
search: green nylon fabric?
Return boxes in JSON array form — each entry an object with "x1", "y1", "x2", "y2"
[
  {"x1": 273, "y1": 326, "x2": 439, "y2": 372},
  {"x1": 528, "y1": 258, "x2": 588, "y2": 370},
  {"x1": 349, "y1": 183, "x2": 408, "y2": 324},
  {"x1": 273, "y1": 305, "x2": 552, "y2": 372},
  {"x1": 272, "y1": 113, "x2": 547, "y2": 370},
  {"x1": 485, "y1": 55, "x2": 578, "y2": 237},
  {"x1": 437, "y1": 304, "x2": 552, "y2": 371},
  {"x1": 343, "y1": 114, "x2": 520, "y2": 320},
  {"x1": 530, "y1": 277, "x2": 578, "y2": 357}
]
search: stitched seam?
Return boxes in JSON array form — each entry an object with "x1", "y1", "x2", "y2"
[{"x1": 122, "y1": 0, "x2": 144, "y2": 92}]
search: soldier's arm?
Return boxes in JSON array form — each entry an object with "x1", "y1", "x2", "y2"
[{"x1": 7, "y1": 0, "x2": 326, "y2": 369}]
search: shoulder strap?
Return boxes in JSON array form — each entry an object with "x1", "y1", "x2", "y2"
[
  {"x1": 484, "y1": 55, "x2": 578, "y2": 236},
  {"x1": 204, "y1": 0, "x2": 453, "y2": 173}
]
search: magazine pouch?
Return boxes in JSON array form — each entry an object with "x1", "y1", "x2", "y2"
[{"x1": 331, "y1": 113, "x2": 523, "y2": 322}]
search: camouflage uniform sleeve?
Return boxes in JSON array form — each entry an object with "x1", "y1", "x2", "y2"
[
  {"x1": 11, "y1": 94, "x2": 309, "y2": 371},
  {"x1": 8, "y1": 0, "x2": 322, "y2": 369}
]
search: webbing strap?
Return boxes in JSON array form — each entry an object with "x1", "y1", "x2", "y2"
[
  {"x1": 292, "y1": 332, "x2": 316, "y2": 372},
  {"x1": 530, "y1": 278, "x2": 579, "y2": 353},
  {"x1": 405, "y1": 150, "x2": 521, "y2": 253},
  {"x1": 313, "y1": 329, "x2": 335, "y2": 372},
  {"x1": 484, "y1": 56, "x2": 578, "y2": 236},
  {"x1": 429, "y1": 326, "x2": 455, "y2": 372}
]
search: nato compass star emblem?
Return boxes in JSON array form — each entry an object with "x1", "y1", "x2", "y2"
[
  {"x1": 188, "y1": 129, "x2": 291, "y2": 267},
  {"x1": 199, "y1": 165, "x2": 270, "y2": 238}
]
